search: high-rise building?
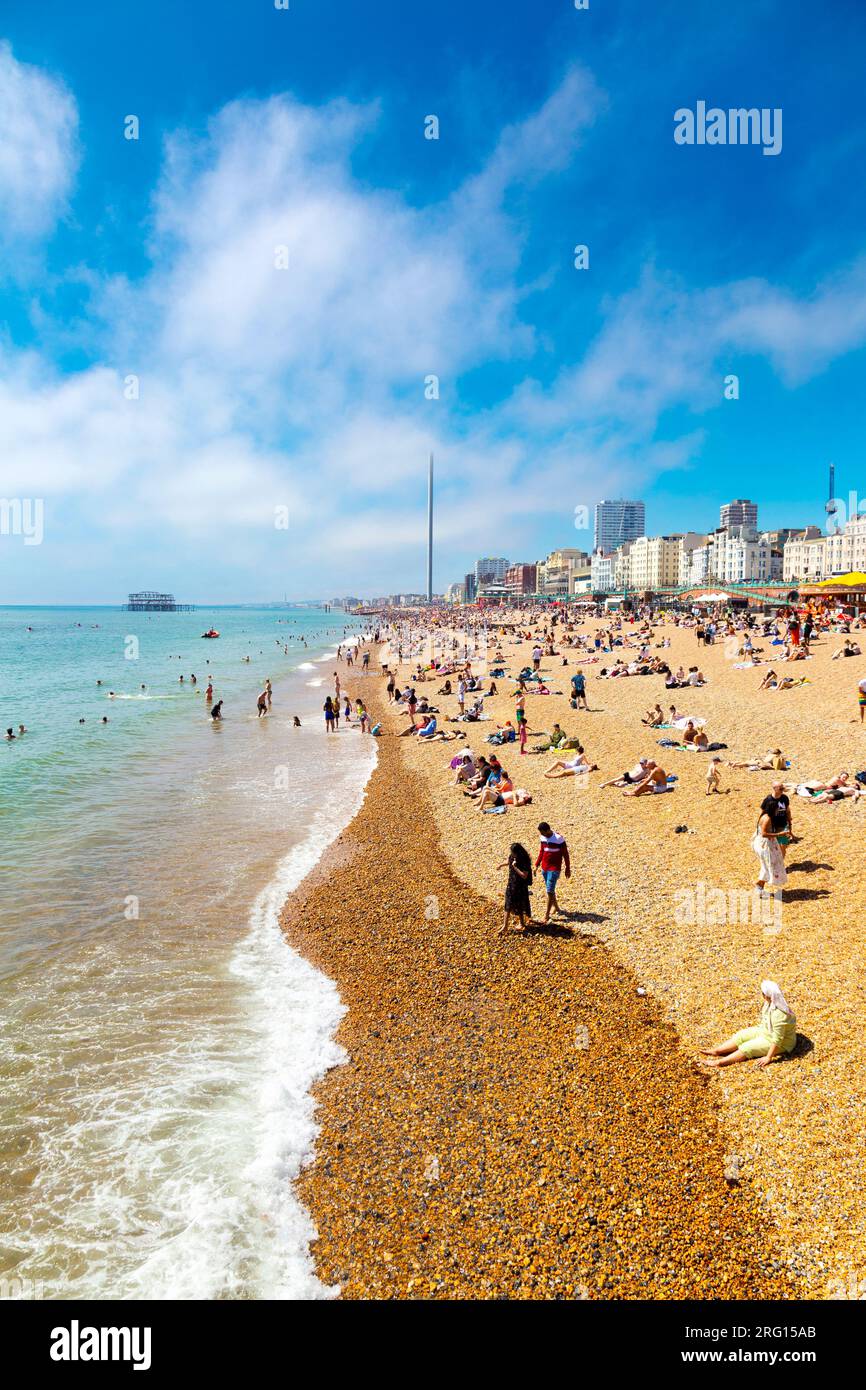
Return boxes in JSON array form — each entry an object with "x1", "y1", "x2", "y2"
[
  {"x1": 463, "y1": 572, "x2": 477, "y2": 603},
  {"x1": 474, "y1": 556, "x2": 509, "y2": 584},
  {"x1": 594, "y1": 500, "x2": 646, "y2": 551},
  {"x1": 720, "y1": 498, "x2": 758, "y2": 530}
]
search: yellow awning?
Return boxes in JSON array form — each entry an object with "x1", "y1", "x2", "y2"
[{"x1": 815, "y1": 572, "x2": 866, "y2": 587}]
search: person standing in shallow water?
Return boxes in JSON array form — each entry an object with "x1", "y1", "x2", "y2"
[
  {"x1": 498, "y1": 843, "x2": 533, "y2": 935},
  {"x1": 324, "y1": 696, "x2": 336, "y2": 732}
]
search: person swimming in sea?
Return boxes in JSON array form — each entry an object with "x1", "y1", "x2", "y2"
[{"x1": 293, "y1": 716, "x2": 301, "y2": 727}]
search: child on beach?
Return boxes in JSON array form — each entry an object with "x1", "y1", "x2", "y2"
[{"x1": 705, "y1": 757, "x2": 723, "y2": 794}]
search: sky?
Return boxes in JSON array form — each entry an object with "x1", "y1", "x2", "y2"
[{"x1": 1, "y1": 0, "x2": 865, "y2": 602}]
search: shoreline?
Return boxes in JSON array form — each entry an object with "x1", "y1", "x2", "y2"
[{"x1": 280, "y1": 676, "x2": 796, "y2": 1300}]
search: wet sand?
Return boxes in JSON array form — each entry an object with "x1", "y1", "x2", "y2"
[{"x1": 281, "y1": 679, "x2": 796, "y2": 1299}]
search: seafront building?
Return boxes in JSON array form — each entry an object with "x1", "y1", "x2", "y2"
[
  {"x1": 505, "y1": 562, "x2": 538, "y2": 597},
  {"x1": 782, "y1": 513, "x2": 866, "y2": 581},
  {"x1": 439, "y1": 496, "x2": 864, "y2": 604},
  {"x1": 590, "y1": 551, "x2": 618, "y2": 592},
  {"x1": 594, "y1": 499, "x2": 646, "y2": 551},
  {"x1": 623, "y1": 534, "x2": 689, "y2": 591},
  {"x1": 538, "y1": 548, "x2": 590, "y2": 595}
]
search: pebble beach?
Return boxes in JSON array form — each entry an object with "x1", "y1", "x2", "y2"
[{"x1": 280, "y1": 610, "x2": 866, "y2": 1299}]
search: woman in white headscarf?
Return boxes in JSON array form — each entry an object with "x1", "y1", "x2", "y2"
[{"x1": 699, "y1": 981, "x2": 797, "y2": 1069}]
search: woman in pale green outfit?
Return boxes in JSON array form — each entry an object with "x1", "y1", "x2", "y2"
[{"x1": 699, "y1": 981, "x2": 797, "y2": 1069}]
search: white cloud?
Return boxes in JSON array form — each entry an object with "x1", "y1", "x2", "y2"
[
  {"x1": 4, "y1": 57, "x2": 866, "y2": 598},
  {"x1": 0, "y1": 41, "x2": 78, "y2": 242}
]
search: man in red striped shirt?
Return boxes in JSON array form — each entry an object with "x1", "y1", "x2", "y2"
[{"x1": 535, "y1": 821, "x2": 571, "y2": 923}]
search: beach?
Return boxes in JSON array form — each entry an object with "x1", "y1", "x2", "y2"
[{"x1": 283, "y1": 613, "x2": 866, "y2": 1298}]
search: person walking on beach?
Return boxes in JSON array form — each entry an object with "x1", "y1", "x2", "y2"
[
  {"x1": 457, "y1": 676, "x2": 466, "y2": 716},
  {"x1": 498, "y1": 842, "x2": 533, "y2": 936},
  {"x1": 362, "y1": 650, "x2": 370, "y2": 675},
  {"x1": 858, "y1": 675, "x2": 866, "y2": 724},
  {"x1": 534, "y1": 822, "x2": 570, "y2": 923},
  {"x1": 324, "y1": 696, "x2": 336, "y2": 732},
  {"x1": 356, "y1": 699, "x2": 369, "y2": 733}
]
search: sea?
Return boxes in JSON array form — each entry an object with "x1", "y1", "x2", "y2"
[{"x1": 0, "y1": 605, "x2": 377, "y2": 1300}]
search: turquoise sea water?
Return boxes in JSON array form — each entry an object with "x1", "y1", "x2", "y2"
[{"x1": 0, "y1": 606, "x2": 377, "y2": 1299}]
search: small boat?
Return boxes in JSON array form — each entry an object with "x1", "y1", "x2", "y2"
[{"x1": 201, "y1": 629, "x2": 220, "y2": 639}]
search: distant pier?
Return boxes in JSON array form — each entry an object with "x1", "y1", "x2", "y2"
[{"x1": 124, "y1": 591, "x2": 195, "y2": 612}]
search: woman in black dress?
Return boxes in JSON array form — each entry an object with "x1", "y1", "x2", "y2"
[{"x1": 498, "y1": 842, "x2": 533, "y2": 936}]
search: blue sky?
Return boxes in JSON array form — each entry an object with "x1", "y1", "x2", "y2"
[{"x1": 2, "y1": 0, "x2": 866, "y2": 601}]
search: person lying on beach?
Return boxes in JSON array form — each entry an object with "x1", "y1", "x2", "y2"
[
  {"x1": 699, "y1": 981, "x2": 796, "y2": 1069},
  {"x1": 623, "y1": 764, "x2": 670, "y2": 796},
  {"x1": 807, "y1": 783, "x2": 862, "y2": 803},
  {"x1": 728, "y1": 749, "x2": 788, "y2": 771},
  {"x1": 601, "y1": 758, "x2": 655, "y2": 788},
  {"x1": 544, "y1": 748, "x2": 598, "y2": 777},
  {"x1": 497, "y1": 842, "x2": 533, "y2": 935},
  {"x1": 758, "y1": 670, "x2": 778, "y2": 690}
]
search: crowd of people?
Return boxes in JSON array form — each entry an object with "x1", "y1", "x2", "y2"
[{"x1": 351, "y1": 595, "x2": 866, "y2": 1073}]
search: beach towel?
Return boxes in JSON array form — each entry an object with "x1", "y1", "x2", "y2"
[{"x1": 482, "y1": 805, "x2": 507, "y2": 815}]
